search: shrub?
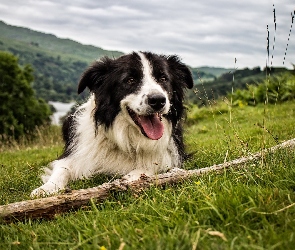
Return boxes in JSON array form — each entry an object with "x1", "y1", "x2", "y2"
[{"x1": 230, "y1": 72, "x2": 295, "y2": 105}]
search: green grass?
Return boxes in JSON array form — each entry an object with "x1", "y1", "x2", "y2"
[
  {"x1": 185, "y1": 101, "x2": 295, "y2": 168},
  {"x1": 1, "y1": 101, "x2": 295, "y2": 249}
]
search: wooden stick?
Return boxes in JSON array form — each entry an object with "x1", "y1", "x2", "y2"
[{"x1": 1, "y1": 138, "x2": 295, "y2": 223}]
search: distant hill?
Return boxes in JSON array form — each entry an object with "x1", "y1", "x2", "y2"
[
  {"x1": 0, "y1": 20, "x2": 123, "y2": 62},
  {"x1": 195, "y1": 66, "x2": 233, "y2": 78},
  {"x1": 0, "y1": 20, "x2": 123, "y2": 102}
]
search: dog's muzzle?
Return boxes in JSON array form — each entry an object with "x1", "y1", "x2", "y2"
[{"x1": 127, "y1": 94, "x2": 168, "y2": 141}]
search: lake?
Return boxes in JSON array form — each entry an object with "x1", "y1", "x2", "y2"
[{"x1": 49, "y1": 101, "x2": 76, "y2": 125}]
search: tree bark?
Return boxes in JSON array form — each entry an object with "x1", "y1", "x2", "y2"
[{"x1": 1, "y1": 138, "x2": 295, "y2": 223}]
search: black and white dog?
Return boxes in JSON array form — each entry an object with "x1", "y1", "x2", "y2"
[{"x1": 31, "y1": 51, "x2": 193, "y2": 197}]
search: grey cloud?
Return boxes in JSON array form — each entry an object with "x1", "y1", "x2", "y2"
[{"x1": 0, "y1": 0, "x2": 294, "y2": 68}]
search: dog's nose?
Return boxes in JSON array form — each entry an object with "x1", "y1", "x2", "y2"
[{"x1": 147, "y1": 94, "x2": 166, "y2": 111}]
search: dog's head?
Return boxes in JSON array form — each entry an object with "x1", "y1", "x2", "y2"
[{"x1": 78, "y1": 51, "x2": 193, "y2": 140}]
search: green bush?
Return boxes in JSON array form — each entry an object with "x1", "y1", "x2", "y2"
[
  {"x1": 0, "y1": 51, "x2": 52, "y2": 139},
  {"x1": 230, "y1": 72, "x2": 295, "y2": 106}
]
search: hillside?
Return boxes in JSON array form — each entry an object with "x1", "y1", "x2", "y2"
[
  {"x1": 194, "y1": 66, "x2": 233, "y2": 79},
  {"x1": 0, "y1": 20, "x2": 123, "y2": 63},
  {"x1": 0, "y1": 20, "x2": 124, "y2": 102}
]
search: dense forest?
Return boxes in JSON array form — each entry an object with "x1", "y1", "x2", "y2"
[{"x1": 9, "y1": 47, "x2": 89, "y2": 102}]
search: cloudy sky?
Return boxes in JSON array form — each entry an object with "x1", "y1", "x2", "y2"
[{"x1": 0, "y1": 0, "x2": 294, "y2": 69}]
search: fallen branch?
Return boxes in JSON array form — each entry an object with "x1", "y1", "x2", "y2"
[{"x1": 1, "y1": 138, "x2": 295, "y2": 223}]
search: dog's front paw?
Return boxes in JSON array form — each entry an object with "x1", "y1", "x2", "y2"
[{"x1": 30, "y1": 182, "x2": 63, "y2": 198}]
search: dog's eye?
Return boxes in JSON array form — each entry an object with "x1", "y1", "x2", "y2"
[
  {"x1": 126, "y1": 77, "x2": 135, "y2": 85},
  {"x1": 159, "y1": 76, "x2": 168, "y2": 83}
]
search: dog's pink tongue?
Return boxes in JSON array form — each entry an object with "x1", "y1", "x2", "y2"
[{"x1": 138, "y1": 114, "x2": 164, "y2": 140}]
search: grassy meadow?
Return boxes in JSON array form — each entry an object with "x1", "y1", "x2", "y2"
[{"x1": 1, "y1": 100, "x2": 295, "y2": 249}]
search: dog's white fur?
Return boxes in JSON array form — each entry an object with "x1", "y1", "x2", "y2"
[{"x1": 31, "y1": 52, "x2": 180, "y2": 197}]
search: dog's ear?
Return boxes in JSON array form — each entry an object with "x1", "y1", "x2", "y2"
[
  {"x1": 165, "y1": 55, "x2": 194, "y2": 125},
  {"x1": 78, "y1": 58, "x2": 112, "y2": 94},
  {"x1": 167, "y1": 55, "x2": 194, "y2": 89}
]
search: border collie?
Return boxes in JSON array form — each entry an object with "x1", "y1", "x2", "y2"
[{"x1": 31, "y1": 51, "x2": 193, "y2": 197}]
